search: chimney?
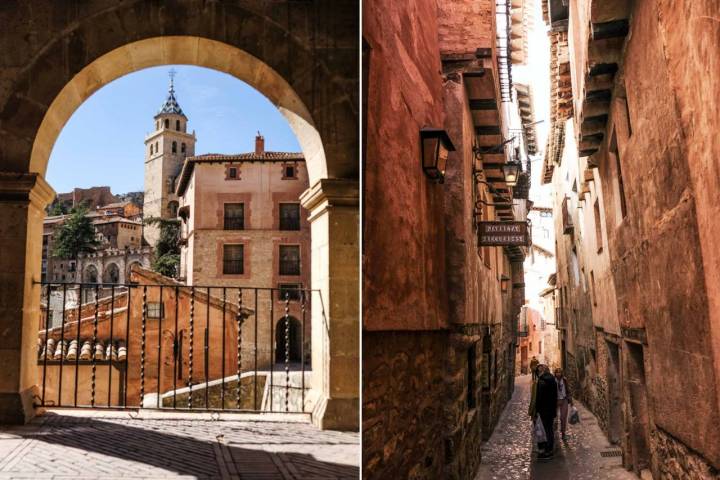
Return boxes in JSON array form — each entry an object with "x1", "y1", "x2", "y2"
[{"x1": 255, "y1": 132, "x2": 265, "y2": 155}]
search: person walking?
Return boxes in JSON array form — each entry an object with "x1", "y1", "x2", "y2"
[
  {"x1": 528, "y1": 364, "x2": 544, "y2": 419},
  {"x1": 529, "y1": 356, "x2": 540, "y2": 379},
  {"x1": 535, "y1": 365, "x2": 558, "y2": 459},
  {"x1": 554, "y1": 368, "x2": 573, "y2": 441}
]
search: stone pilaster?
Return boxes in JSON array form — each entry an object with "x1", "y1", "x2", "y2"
[
  {"x1": 0, "y1": 173, "x2": 55, "y2": 424},
  {"x1": 299, "y1": 178, "x2": 358, "y2": 431}
]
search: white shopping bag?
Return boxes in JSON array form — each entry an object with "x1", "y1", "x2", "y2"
[{"x1": 534, "y1": 416, "x2": 547, "y2": 443}]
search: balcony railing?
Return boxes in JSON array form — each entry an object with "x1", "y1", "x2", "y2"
[{"x1": 37, "y1": 281, "x2": 314, "y2": 413}]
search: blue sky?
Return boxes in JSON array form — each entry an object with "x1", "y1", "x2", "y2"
[{"x1": 47, "y1": 65, "x2": 301, "y2": 193}]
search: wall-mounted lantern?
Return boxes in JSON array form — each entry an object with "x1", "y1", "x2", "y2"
[
  {"x1": 420, "y1": 128, "x2": 455, "y2": 182},
  {"x1": 501, "y1": 274, "x2": 511, "y2": 293},
  {"x1": 502, "y1": 159, "x2": 522, "y2": 187}
]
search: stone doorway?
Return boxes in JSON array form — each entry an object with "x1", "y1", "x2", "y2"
[
  {"x1": 606, "y1": 340, "x2": 622, "y2": 445},
  {"x1": 0, "y1": 3, "x2": 358, "y2": 430},
  {"x1": 275, "y1": 316, "x2": 302, "y2": 364},
  {"x1": 625, "y1": 341, "x2": 651, "y2": 473}
]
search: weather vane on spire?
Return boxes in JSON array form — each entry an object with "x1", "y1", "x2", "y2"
[{"x1": 169, "y1": 68, "x2": 177, "y2": 91}]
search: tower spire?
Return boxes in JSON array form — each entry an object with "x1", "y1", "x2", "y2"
[
  {"x1": 168, "y1": 68, "x2": 176, "y2": 93},
  {"x1": 157, "y1": 68, "x2": 186, "y2": 117}
]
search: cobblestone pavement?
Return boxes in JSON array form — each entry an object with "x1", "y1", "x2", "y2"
[
  {"x1": 0, "y1": 410, "x2": 358, "y2": 479},
  {"x1": 476, "y1": 375, "x2": 638, "y2": 480}
]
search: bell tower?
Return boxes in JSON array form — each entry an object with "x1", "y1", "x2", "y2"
[{"x1": 143, "y1": 69, "x2": 196, "y2": 247}]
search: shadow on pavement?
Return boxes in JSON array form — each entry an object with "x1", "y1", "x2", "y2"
[{"x1": 2, "y1": 412, "x2": 358, "y2": 479}]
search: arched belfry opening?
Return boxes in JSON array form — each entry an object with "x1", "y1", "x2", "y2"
[{"x1": 0, "y1": 3, "x2": 357, "y2": 431}]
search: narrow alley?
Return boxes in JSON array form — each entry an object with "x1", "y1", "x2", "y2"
[
  {"x1": 476, "y1": 375, "x2": 635, "y2": 480},
  {"x1": 363, "y1": 0, "x2": 720, "y2": 477}
]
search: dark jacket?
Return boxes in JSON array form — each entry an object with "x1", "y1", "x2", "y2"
[{"x1": 535, "y1": 372, "x2": 558, "y2": 418}]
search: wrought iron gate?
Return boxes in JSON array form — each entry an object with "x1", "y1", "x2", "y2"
[{"x1": 37, "y1": 282, "x2": 314, "y2": 413}]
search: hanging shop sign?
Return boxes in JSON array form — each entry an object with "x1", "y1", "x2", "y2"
[{"x1": 478, "y1": 221, "x2": 529, "y2": 246}]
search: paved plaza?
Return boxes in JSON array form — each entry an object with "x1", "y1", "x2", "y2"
[
  {"x1": 476, "y1": 375, "x2": 638, "y2": 480},
  {"x1": 0, "y1": 410, "x2": 359, "y2": 479}
]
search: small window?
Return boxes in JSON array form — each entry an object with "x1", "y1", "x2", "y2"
[
  {"x1": 155, "y1": 141, "x2": 159, "y2": 152},
  {"x1": 223, "y1": 245, "x2": 244, "y2": 275},
  {"x1": 278, "y1": 283, "x2": 303, "y2": 301},
  {"x1": 223, "y1": 203, "x2": 244, "y2": 230},
  {"x1": 279, "y1": 203, "x2": 300, "y2": 231},
  {"x1": 172, "y1": 141, "x2": 177, "y2": 154},
  {"x1": 539, "y1": 341, "x2": 542, "y2": 354},
  {"x1": 176, "y1": 120, "x2": 180, "y2": 131},
  {"x1": 181, "y1": 143, "x2": 186, "y2": 154},
  {"x1": 594, "y1": 199, "x2": 603, "y2": 252},
  {"x1": 147, "y1": 302, "x2": 164, "y2": 319},
  {"x1": 283, "y1": 165, "x2": 296, "y2": 179},
  {"x1": 610, "y1": 130, "x2": 628, "y2": 219},
  {"x1": 226, "y1": 164, "x2": 241, "y2": 180},
  {"x1": 279, "y1": 245, "x2": 300, "y2": 276},
  {"x1": 164, "y1": 119, "x2": 169, "y2": 129},
  {"x1": 150, "y1": 144, "x2": 154, "y2": 155},
  {"x1": 168, "y1": 201, "x2": 179, "y2": 217}
]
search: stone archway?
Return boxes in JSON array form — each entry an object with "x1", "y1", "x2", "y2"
[
  {"x1": 275, "y1": 317, "x2": 303, "y2": 364},
  {"x1": 0, "y1": 2, "x2": 357, "y2": 430},
  {"x1": 84, "y1": 265, "x2": 99, "y2": 284},
  {"x1": 102, "y1": 263, "x2": 120, "y2": 284}
]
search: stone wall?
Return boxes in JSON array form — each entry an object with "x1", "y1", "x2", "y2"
[
  {"x1": 363, "y1": 328, "x2": 508, "y2": 480},
  {"x1": 363, "y1": 331, "x2": 447, "y2": 479},
  {"x1": 651, "y1": 428, "x2": 720, "y2": 479}
]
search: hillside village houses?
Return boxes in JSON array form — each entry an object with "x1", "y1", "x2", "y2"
[{"x1": 39, "y1": 73, "x2": 310, "y2": 410}]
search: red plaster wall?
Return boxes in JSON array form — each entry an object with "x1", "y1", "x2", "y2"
[
  {"x1": 653, "y1": 1, "x2": 720, "y2": 458},
  {"x1": 584, "y1": 0, "x2": 720, "y2": 465},
  {"x1": 363, "y1": 0, "x2": 449, "y2": 331}
]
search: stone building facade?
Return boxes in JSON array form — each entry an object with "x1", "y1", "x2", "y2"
[
  {"x1": 42, "y1": 211, "x2": 151, "y2": 285},
  {"x1": 175, "y1": 135, "x2": 311, "y2": 368},
  {"x1": 53, "y1": 186, "x2": 117, "y2": 212},
  {"x1": 363, "y1": 0, "x2": 533, "y2": 477},
  {"x1": 541, "y1": 0, "x2": 720, "y2": 477}
]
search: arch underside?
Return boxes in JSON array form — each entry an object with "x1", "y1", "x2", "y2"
[{"x1": 0, "y1": 1, "x2": 358, "y2": 185}]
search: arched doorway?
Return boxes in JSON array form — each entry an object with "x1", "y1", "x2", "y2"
[
  {"x1": 0, "y1": 5, "x2": 357, "y2": 430},
  {"x1": 84, "y1": 265, "x2": 99, "y2": 284},
  {"x1": 275, "y1": 317, "x2": 302, "y2": 364},
  {"x1": 102, "y1": 263, "x2": 120, "y2": 284}
]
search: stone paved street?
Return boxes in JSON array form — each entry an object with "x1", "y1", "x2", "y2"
[
  {"x1": 476, "y1": 375, "x2": 637, "y2": 480},
  {"x1": 0, "y1": 410, "x2": 359, "y2": 479}
]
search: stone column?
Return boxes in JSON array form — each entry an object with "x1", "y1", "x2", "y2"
[
  {"x1": 0, "y1": 173, "x2": 55, "y2": 423},
  {"x1": 299, "y1": 178, "x2": 358, "y2": 431}
]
